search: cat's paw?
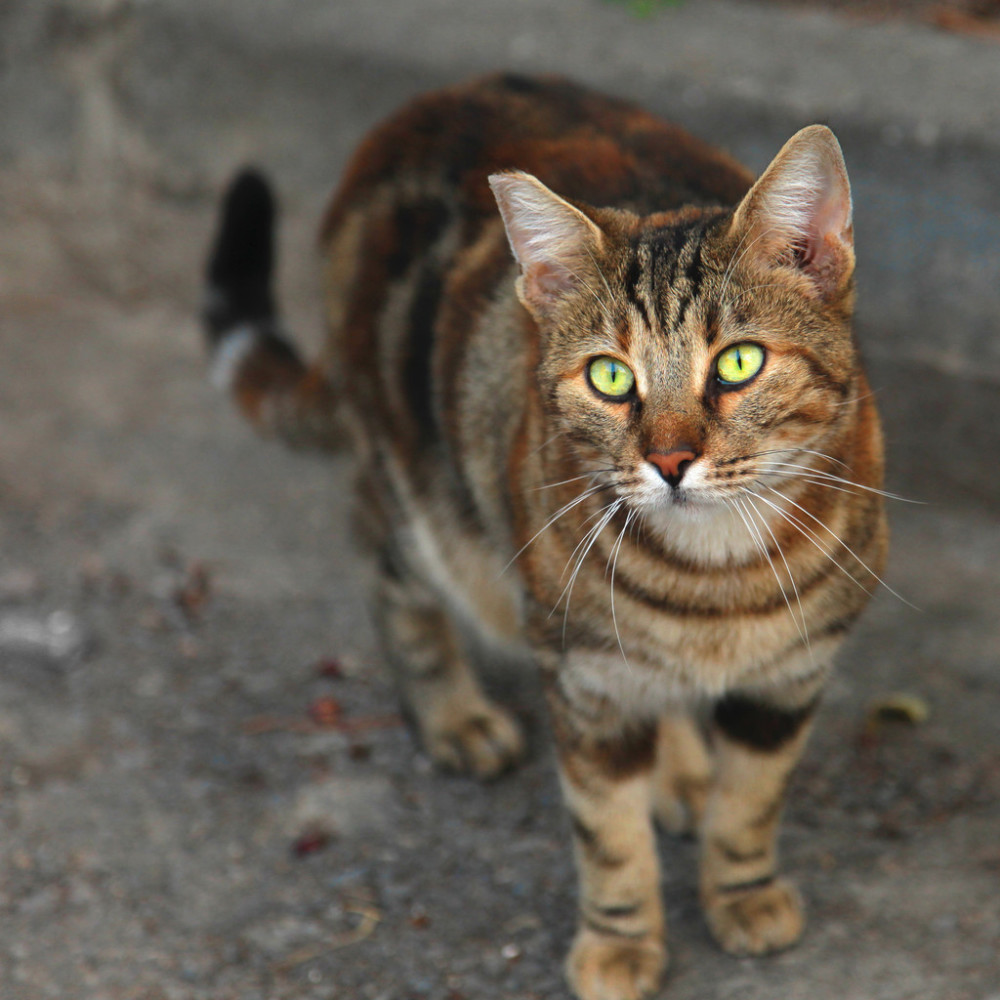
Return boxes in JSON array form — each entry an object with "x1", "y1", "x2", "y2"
[
  {"x1": 703, "y1": 877, "x2": 804, "y2": 956},
  {"x1": 566, "y1": 928, "x2": 666, "y2": 1000},
  {"x1": 425, "y1": 702, "x2": 525, "y2": 779}
]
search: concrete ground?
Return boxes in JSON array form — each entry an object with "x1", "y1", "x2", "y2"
[{"x1": 0, "y1": 1, "x2": 997, "y2": 998}]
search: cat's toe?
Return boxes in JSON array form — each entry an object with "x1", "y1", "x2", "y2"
[
  {"x1": 703, "y1": 877, "x2": 804, "y2": 956},
  {"x1": 567, "y1": 928, "x2": 666, "y2": 1000},
  {"x1": 426, "y1": 703, "x2": 525, "y2": 779}
]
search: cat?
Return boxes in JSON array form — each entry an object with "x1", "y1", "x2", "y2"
[{"x1": 202, "y1": 73, "x2": 888, "y2": 1000}]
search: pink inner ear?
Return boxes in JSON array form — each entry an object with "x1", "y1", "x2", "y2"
[
  {"x1": 489, "y1": 171, "x2": 604, "y2": 315},
  {"x1": 771, "y1": 170, "x2": 853, "y2": 297},
  {"x1": 815, "y1": 195, "x2": 846, "y2": 240},
  {"x1": 733, "y1": 126, "x2": 855, "y2": 300},
  {"x1": 778, "y1": 231, "x2": 846, "y2": 303},
  {"x1": 528, "y1": 259, "x2": 577, "y2": 302}
]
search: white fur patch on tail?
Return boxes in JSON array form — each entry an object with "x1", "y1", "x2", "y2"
[{"x1": 210, "y1": 326, "x2": 258, "y2": 391}]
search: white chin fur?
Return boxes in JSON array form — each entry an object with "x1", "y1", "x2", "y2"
[{"x1": 631, "y1": 463, "x2": 762, "y2": 566}]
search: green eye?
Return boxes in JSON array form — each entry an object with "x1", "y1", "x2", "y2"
[
  {"x1": 588, "y1": 357, "x2": 635, "y2": 399},
  {"x1": 716, "y1": 343, "x2": 765, "y2": 385}
]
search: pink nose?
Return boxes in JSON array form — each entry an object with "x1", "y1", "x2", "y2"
[{"x1": 647, "y1": 449, "x2": 697, "y2": 487}]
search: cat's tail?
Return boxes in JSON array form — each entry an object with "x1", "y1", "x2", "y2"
[{"x1": 202, "y1": 168, "x2": 340, "y2": 450}]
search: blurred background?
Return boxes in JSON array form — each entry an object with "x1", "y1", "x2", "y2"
[{"x1": 0, "y1": 2, "x2": 998, "y2": 998}]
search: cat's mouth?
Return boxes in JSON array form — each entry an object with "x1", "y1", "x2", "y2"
[
  {"x1": 665, "y1": 487, "x2": 698, "y2": 507},
  {"x1": 632, "y1": 459, "x2": 726, "y2": 511},
  {"x1": 660, "y1": 486, "x2": 732, "y2": 516},
  {"x1": 627, "y1": 464, "x2": 732, "y2": 518}
]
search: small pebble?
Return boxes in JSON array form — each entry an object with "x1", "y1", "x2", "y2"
[
  {"x1": 316, "y1": 657, "x2": 344, "y2": 679},
  {"x1": 0, "y1": 610, "x2": 87, "y2": 660},
  {"x1": 292, "y1": 829, "x2": 333, "y2": 858},
  {"x1": 309, "y1": 697, "x2": 343, "y2": 727}
]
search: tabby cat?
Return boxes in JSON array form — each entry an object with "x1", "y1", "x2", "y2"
[{"x1": 203, "y1": 73, "x2": 887, "y2": 1000}]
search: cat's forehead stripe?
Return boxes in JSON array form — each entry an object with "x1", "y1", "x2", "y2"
[
  {"x1": 703, "y1": 302, "x2": 720, "y2": 347},
  {"x1": 624, "y1": 252, "x2": 652, "y2": 333},
  {"x1": 637, "y1": 220, "x2": 714, "y2": 338},
  {"x1": 648, "y1": 225, "x2": 688, "y2": 293}
]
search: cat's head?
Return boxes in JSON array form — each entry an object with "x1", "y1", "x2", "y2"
[{"x1": 490, "y1": 126, "x2": 858, "y2": 530}]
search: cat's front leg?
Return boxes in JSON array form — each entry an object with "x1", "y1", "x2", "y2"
[
  {"x1": 699, "y1": 673, "x2": 826, "y2": 957},
  {"x1": 375, "y1": 557, "x2": 524, "y2": 779},
  {"x1": 544, "y1": 668, "x2": 667, "y2": 1000},
  {"x1": 651, "y1": 711, "x2": 713, "y2": 836}
]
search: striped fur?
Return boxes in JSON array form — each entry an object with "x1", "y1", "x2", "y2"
[{"x1": 204, "y1": 74, "x2": 887, "y2": 1000}]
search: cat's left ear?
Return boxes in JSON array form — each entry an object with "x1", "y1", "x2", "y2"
[
  {"x1": 730, "y1": 125, "x2": 854, "y2": 301},
  {"x1": 489, "y1": 171, "x2": 605, "y2": 318}
]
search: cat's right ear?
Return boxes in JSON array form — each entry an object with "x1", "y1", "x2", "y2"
[
  {"x1": 489, "y1": 172, "x2": 604, "y2": 318},
  {"x1": 729, "y1": 125, "x2": 854, "y2": 301}
]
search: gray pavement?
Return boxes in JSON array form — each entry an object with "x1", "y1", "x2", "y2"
[{"x1": 0, "y1": 1, "x2": 998, "y2": 998}]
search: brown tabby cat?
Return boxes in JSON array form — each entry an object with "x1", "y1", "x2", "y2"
[{"x1": 203, "y1": 73, "x2": 888, "y2": 1000}]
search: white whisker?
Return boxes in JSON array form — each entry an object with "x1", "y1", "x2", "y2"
[
  {"x1": 554, "y1": 498, "x2": 623, "y2": 644},
  {"x1": 764, "y1": 473, "x2": 869, "y2": 499},
  {"x1": 530, "y1": 468, "x2": 615, "y2": 492},
  {"x1": 527, "y1": 430, "x2": 567, "y2": 459},
  {"x1": 738, "y1": 492, "x2": 811, "y2": 655},
  {"x1": 760, "y1": 462, "x2": 922, "y2": 504},
  {"x1": 727, "y1": 282, "x2": 786, "y2": 308},
  {"x1": 751, "y1": 486, "x2": 918, "y2": 611},
  {"x1": 744, "y1": 489, "x2": 872, "y2": 598},
  {"x1": 500, "y1": 482, "x2": 613, "y2": 575},
  {"x1": 607, "y1": 508, "x2": 638, "y2": 671},
  {"x1": 564, "y1": 257, "x2": 616, "y2": 329},
  {"x1": 830, "y1": 386, "x2": 880, "y2": 408},
  {"x1": 765, "y1": 486, "x2": 905, "y2": 597},
  {"x1": 559, "y1": 499, "x2": 622, "y2": 583},
  {"x1": 749, "y1": 447, "x2": 850, "y2": 471},
  {"x1": 719, "y1": 226, "x2": 780, "y2": 304},
  {"x1": 583, "y1": 244, "x2": 616, "y2": 304}
]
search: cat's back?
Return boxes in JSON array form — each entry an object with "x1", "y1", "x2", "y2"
[{"x1": 321, "y1": 73, "x2": 753, "y2": 241}]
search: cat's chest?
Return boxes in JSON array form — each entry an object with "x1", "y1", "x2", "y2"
[
  {"x1": 524, "y1": 520, "x2": 821, "y2": 698},
  {"x1": 625, "y1": 601, "x2": 790, "y2": 678},
  {"x1": 561, "y1": 605, "x2": 823, "y2": 712}
]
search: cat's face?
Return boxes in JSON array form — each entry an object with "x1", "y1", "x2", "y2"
[
  {"x1": 541, "y1": 216, "x2": 857, "y2": 521},
  {"x1": 491, "y1": 126, "x2": 857, "y2": 526}
]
